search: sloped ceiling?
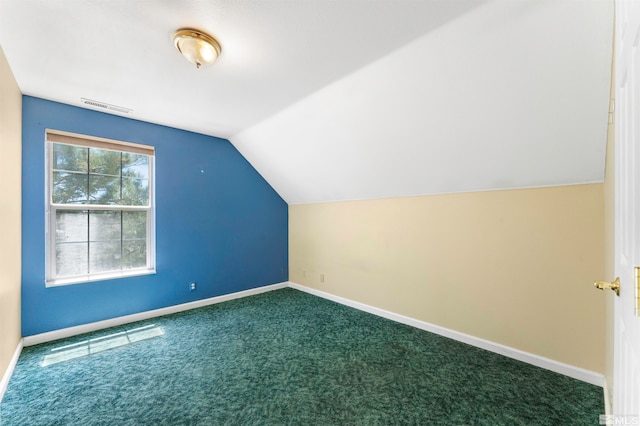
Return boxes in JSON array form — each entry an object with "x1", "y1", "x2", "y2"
[
  {"x1": 233, "y1": 0, "x2": 614, "y2": 204},
  {"x1": 0, "y1": 0, "x2": 612, "y2": 204}
]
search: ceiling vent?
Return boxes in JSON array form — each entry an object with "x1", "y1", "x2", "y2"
[{"x1": 80, "y1": 98, "x2": 132, "y2": 114}]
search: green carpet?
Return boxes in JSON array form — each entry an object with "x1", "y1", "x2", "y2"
[{"x1": 0, "y1": 288, "x2": 603, "y2": 425}]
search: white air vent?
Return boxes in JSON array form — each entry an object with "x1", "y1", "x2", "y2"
[{"x1": 80, "y1": 98, "x2": 133, "y2": 114}]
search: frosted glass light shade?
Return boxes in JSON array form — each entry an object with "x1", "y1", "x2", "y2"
[{"x1": 173, "y1": 28, "x2": 221, "y2": 69}]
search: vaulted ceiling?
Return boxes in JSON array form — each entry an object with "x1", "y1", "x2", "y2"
[{"x1": 0, "y1": 0, "x2": 613, "y2": 204}]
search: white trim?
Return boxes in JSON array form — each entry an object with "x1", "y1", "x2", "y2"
[
  {"x1": 23, "y1": 282, "x2": 288, "y2": 346},
  {"x1": 46, "y1": 268, "x2": 156, "y2": 287},
  {"x1": 288, "y1": 282, "x2": 605, "y2": 387},
  {"x1": 45, "y1": 139, "x2": 156, "y2": 286},
  {"x1": 604, "y1": 379, "x2": 612, "y2": 418},
  {"x1": 0, "y1": 339, "x2": 23, "y2": 403},
  {"x1": 20, "y1": 280, "x2": 605, "y2": 388}
]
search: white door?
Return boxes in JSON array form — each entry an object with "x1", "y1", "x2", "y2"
[{"x1": 614, "y1": 0, "x2": 640, "y2": 415}]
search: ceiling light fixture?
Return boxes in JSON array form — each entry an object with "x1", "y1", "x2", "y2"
[{"x1": 173, "y1": 28, "x2": 221, "y2": 69}]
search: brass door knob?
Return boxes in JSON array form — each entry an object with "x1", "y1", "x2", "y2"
[{"x1": 594, "y1": 277, "x2": 620, "y2": 296}]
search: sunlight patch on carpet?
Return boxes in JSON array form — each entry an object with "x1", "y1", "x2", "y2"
[{"x1": 41, "y1": 324, "x2": 164, "y2": 367}]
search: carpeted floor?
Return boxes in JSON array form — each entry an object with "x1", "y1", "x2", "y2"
[{"x1": 1, "y1": 288, "x2": 603, "y2": 425}]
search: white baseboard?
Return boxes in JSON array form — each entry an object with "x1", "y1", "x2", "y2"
[
  {"x1": 288, "y1": 282, "x2": 605, "y2": 388},
  {"x1": 23, "y1": 282, "x2": 288, "y2": 347},
  {"x1": 0, "y1": 339, "x2": 23, "y2": 403},
  {"x1": 18, "y1": 280, "x2": 605, "y2": 388}
]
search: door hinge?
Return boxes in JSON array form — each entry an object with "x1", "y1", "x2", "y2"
[{"x1": 636, "y1": 267, "x2": 640, "y2": 317}]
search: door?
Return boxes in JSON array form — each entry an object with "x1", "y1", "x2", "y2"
[{"x1": 614, "y1": 0, "x2": 640, "y2": 415}]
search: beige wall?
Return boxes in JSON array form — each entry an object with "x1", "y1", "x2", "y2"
[
  {"x1": 0, "y1": 46, "x2": 22, "y2": 385},
  {"x1": 290, "y1": 184, "x2": 606, "y2": 373}
]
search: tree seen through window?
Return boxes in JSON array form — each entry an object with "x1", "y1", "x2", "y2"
[{"x1": 51, "y1": 142, "x2": 151, "y2": 278}]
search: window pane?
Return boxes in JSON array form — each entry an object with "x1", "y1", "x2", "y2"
[
  {"x1": 48, "y1": 136, "x2": 153, "y2": 282},
  {"x1": 56, "y1": 242, "x2": 88, "y2": 277},
  {"x1": 52, "y1": 171, "x2": 88, "y2": 204},
  {"x1": 122, "y1": 153, "x2": 149, "y2": 179},
  {"x1": 56, "y1": 210, "x2": 88, "y2": 243},
  {"x1": 123, "y1": 211, "x2": 147, "y2": 240},
  {"x1": 89, "y1": 241, "x2": 121, "y2": 273},
  {"x1": 122, "y1": 178, "x2": 149, "y2": 206},
  {"x1": 123, "y1": 240, "x2": 146, "y2": 269},
  {"x1": 89, "y1": 175, "x2": 121, "y2": 204},
  {"x1": 89, "y1": 211, "x2": 121, "y2": 242},
  {"x1": 53, "y1": 144, "x2": 87, "y2": 173},
  {"x1": 89, "y1": 149, "x2": 121, "y2": 176}
]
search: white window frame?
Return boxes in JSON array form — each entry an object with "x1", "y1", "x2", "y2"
[{"x1": 45, "y1": 129, "x2": 156, "y2": 287}]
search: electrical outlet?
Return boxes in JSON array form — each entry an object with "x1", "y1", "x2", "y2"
[
  {"x1": 189, "y1": 282, "x2": 196, "y2": 291},
  {"x1": 320, "y1": 274, "x2": 325, "y2": 283}
]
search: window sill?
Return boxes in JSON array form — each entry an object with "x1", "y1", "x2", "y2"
[{"x1": 46, "y1": 268, "x2": 156, "y2": 287}]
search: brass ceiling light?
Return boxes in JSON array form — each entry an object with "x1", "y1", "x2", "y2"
[{"x1": 173, "y1": 28, "x2": 221, "y2": 69}]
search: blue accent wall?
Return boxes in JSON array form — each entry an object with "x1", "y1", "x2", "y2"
[{"x1": 21, "y1": 96, "x2": 288, "y2": 336}]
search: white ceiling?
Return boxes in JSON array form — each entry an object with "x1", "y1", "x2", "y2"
[{"x1": 0, "y1": 0, "x2": 613, "y2": 204}]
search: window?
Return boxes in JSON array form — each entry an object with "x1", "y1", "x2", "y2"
[{"x1": 46, "y1": 129, "x2": 155, "y2": 286}]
